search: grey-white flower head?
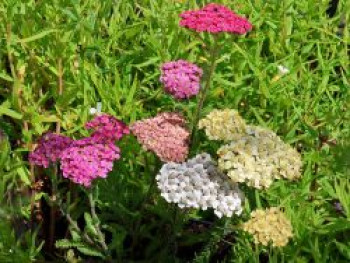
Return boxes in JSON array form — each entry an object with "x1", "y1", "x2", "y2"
[
  {"x1": 156, "y1": 153, "x2": 244, "y2": 218},
  {"x1": 89, "y1": 102, "x2": 102, "y2": 115},
  {"x1": 217, "y1": 125, "x2": 302, "y2": 189},
  {"x1": 277, "y1": 65, "x2": 290, "y2": 75}
]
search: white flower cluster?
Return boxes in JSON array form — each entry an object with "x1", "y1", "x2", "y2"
[
  {"x1": 156, "y1": 153, "x2": 244, "y2": 218},
  {"x1": 217, "y1": 126, "x2": 302, "y2": 189}
]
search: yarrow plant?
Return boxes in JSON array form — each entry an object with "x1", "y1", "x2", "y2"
[
  {"x1": 179, "y1": 3, "x2": 252, "y2": 34},
  {"x1": 176, "y1": 4, "x2": 252, "y2": 146},
  {"x1": 85, "y1": 114, "x2": 130, "y2": 143},
  {"x1": 30, "y1": 115, "x2": 129, "y2": 186},
  {"x1": 198, "y1": 109, "x2": 302, "y2": 189},
  {"x1": 217, "y1": 125, "x2": 302, "y2": 189},
  {"x1": 156, "y1": 153, "x2": 244, "y2": 218},
  {"x1": 198, "y1": 108, "x2": 247, "y2": 141},
  {"x1": 130, "y1": 112, "x2": 190, "y2": 162},
  {"x1": 160, "y1": 60, "x2": 203, "y2": 99},
  {"x1": 25, "y1": 2, "x2": 308, "y2": 259},
  {"x1": 60, "y1": 137, "x2": 120, "y2": 187},
  {"x1": 241, "y1": 207, "x2": 293, "y2": 247},
  {"x1": 29, "y1": 133, "x2": 73, "y2": 168}
]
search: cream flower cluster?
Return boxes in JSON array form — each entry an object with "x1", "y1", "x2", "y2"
[
  {"x1": 198, "y1": 109, "x2": 246, "y2": 141},
  {"x1": 217, "y1": 125, "x2": 302, "y2": 189},
  {"x1": 241, "y1": 207, "x2": 293, "y2": 247},
  {"x1": 156, "y1": 153, "x2": 244, "y2": 218}
]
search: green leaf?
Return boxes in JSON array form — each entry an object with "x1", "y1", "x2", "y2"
[
  {"x1": 76, "y1": 246, "x2": 104, "y2": 258},
  {"x1": 16, "y1": 29, "x2": 56, "y2": 43},
  {"x1": 0, "y1": 105, "x2": 22, "y2": 120},
  {"x1": 133, "y1": 57, "x2": 159, "y2": 69},
  {"x1": 0, "y1": 72, "x2": 13, "y2": 82},
  {"x1": 17, "y1": 166, "x2": 31, "y2": 186},
  {"x1": 335, "y1": 241, "x2": 350, "y2": 260},
  {"x1": 84, "y1": 212, "x2": 98, "y2": 237}
]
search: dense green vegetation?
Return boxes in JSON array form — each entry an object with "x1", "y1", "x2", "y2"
[{"x1": 0, "y1": 0, "x2": 349, "y2": 262}]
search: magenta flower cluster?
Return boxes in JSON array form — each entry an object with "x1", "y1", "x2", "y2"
[
  {"x1": 85, "y1": 114, "x2": 130, "y2": 143},
  {"x1": 29, "y1": 133, "x2": 73, "y2": 168},
  {"x1": 130, "y1": 112, "x2": 189, "y2": 162},
  {"x1": 179, "y1": 3, "x2": 252, "y2": 34},
  {"x1": 60, "y1": 137, "x2": 120, "y2": 187},
  {"x1": 30, "y1": 114, "x2": 128, "y2": 187},
  {"x1": 160, "y1": 60, "x2": 203, "y2": 99}
]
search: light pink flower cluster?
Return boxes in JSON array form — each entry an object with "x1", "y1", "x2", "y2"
[
  {"x1": 179, "y1": 3, "x2": 252, "y2": 34},
  {"x1": 85, "y1": 114, "x2": 129, "y2": 143},
  {"x1": 160, "y1": 60, "x2": 203, "y2": 99},
  {"x1": 130, "y1": 112, "x2": 189, "y2": 162},
  {"x1": 29, "y1": 133, "x2": 73, "y2": 168},
  {"x1": 60, "y1": 137, "x2": 120, "y2": 187},
  {"x1": 29, "y1": 115, "x2": 129, "y2": 187}
]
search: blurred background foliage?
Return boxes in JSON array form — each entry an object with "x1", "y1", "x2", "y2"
[{"x1": 0, "y1": 0, "x2": 349, "y2": 262}]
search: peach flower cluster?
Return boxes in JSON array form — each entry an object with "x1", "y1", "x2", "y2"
[{"x1": 130, "y1": 113, "x2": 190, "y2": 162}]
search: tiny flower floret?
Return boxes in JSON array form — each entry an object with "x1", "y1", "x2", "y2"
[
  {"x1": 85, "y1": 114, "x2": 129, "y2": 143},
  {"x1": 179, "y1": 3, "x2": 252, "y2": 34},
  {"x1": 60, "y1": 137, "x2": 120, "y2": 187},
  {"x1": 156, "y1": 153, "x2": 244, "y2": 218},
  {"x1": 241, "y1": 207, "x2": 293, "y2": 247},
  {"x1": 277, "y1": 65, "x2": 290, "y2": 75},
  {"x1": 130, "y1": 112, "x2": 190, "y2": 162},
  {"x1": 160, "y1": 60, "x2": 203, "y2": 99},
  {"x1": 29, "y1": 133, "x2": 73, "y2": 168}
]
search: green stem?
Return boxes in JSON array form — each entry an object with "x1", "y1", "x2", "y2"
[
  {"x1": 190, "y1": 36, "x2": 220, "y2": 150},
  {"x1": 59, "y1": 206, "x2": 95, "y2": 246},
  {"x1": 56, "y1": 58, "x2": 63, "y2": 134},
  {"x1": 88, "y1": 191, "x2": 109, "y2": 253}
]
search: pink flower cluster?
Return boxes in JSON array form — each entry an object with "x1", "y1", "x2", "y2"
[
  {"x1": 29, "y1": 133, "x2": 73, "y2": 168},
  {"x1": 29, "y1": 115, "x2": 129, "y2": 187},
  {"x1": 179, "y1": 3, "x2": 252, "y2": 34},
  {"x1": 85, "y1": 114, "x2": 130, "y2": 143},
  {"x1": 160, "y1": 60, "x2": 202, "y2": 99},
  {"x1": 60, "y1": 137, "x2": 120, "y2": 187},
  {"x1": 130, "y1": 112, "x2": 189, "y2": 162}
]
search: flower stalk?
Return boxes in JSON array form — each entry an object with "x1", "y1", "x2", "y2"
[
  {"x1": 190, "y1": 36, "x2": 220, "y2": 148},
  {"x1": 88, "y1": 191, "x2": 109, "y2": 253}
]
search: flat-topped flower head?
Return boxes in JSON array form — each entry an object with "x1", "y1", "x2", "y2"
[
  {"x1": 241, "y1": 207, "x2": 293, "y2": 247},
  {"x1": 160, "y1": 60, "x2": 203, "y2": 99},
  {"x1": 29, "y1": 133, "x2": 73, "y2": 168},
  {"x1": 217, "y1": 126, "x2": 302, "y2": 189},
  {"x1": 156, "y1": 153, "x2": 244, "y2": 217},
  {"x1": 85, "y1": 114, "x2": 129, "y2": 143},
  {"x1": 60, "y1": 137, "x2": 120, "y2": 187},
  {"x1": 198, "y1": 109, "x2": 247, "y2": 141},
  {"x1": 179, "y1": 3, "x2": 252, "y2": 34},
  {"x1": 130, "y1": 112, "x2": 190, "y2": 162}
]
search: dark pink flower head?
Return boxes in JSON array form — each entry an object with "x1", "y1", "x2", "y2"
[
  {"x1": 130, "y1": 112, "x2": 189, "y2": 162},
  {"x1": 60, "y1": 137, "x2": 120, "y2": 187},
  {"x1": 160, "y1": 60, "x2": 203, "y2": 99},
  {"x1": 85, "y1": 114, "x2": 129, "y2": 143},
  {"x1": 29, "y1": 133, "x2": 73, "y2": 168},
  {"x1": 179, "y1": 3, "x2": 252, "y2": 34}
]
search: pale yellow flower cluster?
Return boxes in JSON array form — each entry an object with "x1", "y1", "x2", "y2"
[
  {"x1": 198, "y1": 109, "x2": 247, "y2": 141},
  {"x1": 217, "y1": 125, "x2": 302, "y2": 189},
  {"x1": 241, "y1": 207, "x2": 293, "y2": 247}
]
